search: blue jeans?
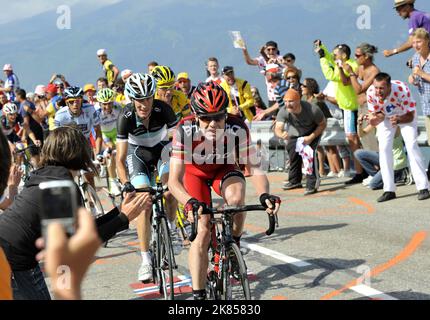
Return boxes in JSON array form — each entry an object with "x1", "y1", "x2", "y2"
[
  {"x1": 354, "y1": 149, "x2": 406, "y2": 190},
  {"x1": 11, "y1": 265, "x2": 51, "y2": 300}
]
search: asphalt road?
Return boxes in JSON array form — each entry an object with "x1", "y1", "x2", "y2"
[{"x1": 45, "y1": 173, "x2": 430, "y2": 300}]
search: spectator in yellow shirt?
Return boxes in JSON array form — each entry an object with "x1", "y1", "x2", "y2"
[
  {"x1": 97, "y1": 49, "x2": 120, "y2": 88},
  {"x1": 220, "y1": 66, "x2": 255, "y2": 122}
]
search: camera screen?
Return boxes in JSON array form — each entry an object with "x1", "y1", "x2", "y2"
[{"x1": 40, "y1": 186, "x2": 75, "y2": 220}]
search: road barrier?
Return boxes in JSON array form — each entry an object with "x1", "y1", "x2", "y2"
[{"x1": 247, "y1": 116, "x2": 429, "y2": 149}]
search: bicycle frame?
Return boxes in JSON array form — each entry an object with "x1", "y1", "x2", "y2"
[
  {"x1": 189, "y1": 202, "x2": 277, "y2": 300},
  {"x1": 136, "y1": 175, "x2": 178, "y2": 300}
]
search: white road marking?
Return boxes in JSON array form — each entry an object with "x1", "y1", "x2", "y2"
[
  {"x1": 350, "y1": 284, "x2": 398, "y2": 300},
  {"x1": 242, "y1": 241, "x2": 398, "y2": 300},
  {"x1": 241, "y1": 241, "x2": 311, "y2": 268}
]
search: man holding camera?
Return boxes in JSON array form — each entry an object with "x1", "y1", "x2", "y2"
[
  {"x1": 242, "y1": 40, "x2": 284, "y2": 107},
  {"x1": 315, "y1": 40, "x2": 368, "y2": 185}
]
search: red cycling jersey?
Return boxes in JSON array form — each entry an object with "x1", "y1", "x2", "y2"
[{"x1": 172, "y1": 114, "x2": 256, "y2": 203}]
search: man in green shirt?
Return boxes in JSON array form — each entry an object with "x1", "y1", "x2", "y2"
[{"x1": 315, "y1": 40, "x2": 367, "y2": 185}]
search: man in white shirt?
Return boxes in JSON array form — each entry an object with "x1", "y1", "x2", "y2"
[{"x1": 367, "y1": 72, "x2": 429, "y2": 202}]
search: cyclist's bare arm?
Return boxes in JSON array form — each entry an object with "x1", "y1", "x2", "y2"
[
  {"x1": 116, "y1": 140, "x2": 129, "y2": 184},
  {"x1": 168, "y1": 158, "x2": 193, "y2": 205},
  {"x1": 246, "y1": 155, "x2": 280, "y2": 215},
  {"x1": 94, "y1": 125, "x2": 103, "y2": 155}
]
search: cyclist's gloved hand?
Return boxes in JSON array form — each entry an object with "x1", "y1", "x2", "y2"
[
  {"x1": 122, "y1": 182, "x2": 136, "y2": 194},
  {"x1": 184, "y1": 198, "x2": 206, "y2": 223},
  {"x1": 260, "y1": 193, "x2": 281, "y2": 213}
]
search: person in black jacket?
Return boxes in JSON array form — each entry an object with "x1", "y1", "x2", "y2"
[{"x1": 0, "y1": 125, "x2": 152, "y2": 300}]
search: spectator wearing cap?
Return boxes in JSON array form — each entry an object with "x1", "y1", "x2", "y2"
[
  {"x1": 274, "y1": 89, "x2": 327, "y2": 195},
  {"x1": 384, "y1": 0, "x2": 430, "y2": 58},
  {"x1": 220, "y1": 66, "x2": 255, "y2": 122},
  {"x1": 33, "y1": 85, "x2": 49, "y2": 131},
  {"x1": 0, "y1": 64, "x2": 20, "y2": 102},
  {"x1": 176, "y1": 72, "x2": 196, "y2": 100},
  {"x1": 242, "y1": 40, "x2": 284, "y2": 106},
  {"x1": 121, "y1": 69, "x2": 133, "y2": 82},
  {"x1": 97, "y1": 49, "x2": 120, "y2": 88},
  {"x1": 39, "y1": 83, "x2": 64, "y2": 132},
  {"x1": 83, "y1": 84, "x2": 97, "y2": 105},
  {"x1": 253, "y1": 65, "x2": 301, "y2": 121}
]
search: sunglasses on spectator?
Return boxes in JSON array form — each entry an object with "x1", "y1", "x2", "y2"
[
  {"x1": 285, "y1": 59, "x2": 293, "y2": 63},
  {"x1": 266, "y1": 47, "x2": 277, "y2": 52},
  {"x1": 355, "y1": 53, "x2": 364, "y2": 58},
  {"x1": 198, "y1": 113, "x2": 226, "y2": 122},
  {"x1": 301, "y1": 84, "x2": 307, "y2": 88},
  {"x1": 286, "y1": 76, "x2": 297, "y2": 80}
]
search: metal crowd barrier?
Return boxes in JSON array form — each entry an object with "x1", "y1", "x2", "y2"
[{"x1": 247, "y1": 116, "x2": 429, "y2": 149}]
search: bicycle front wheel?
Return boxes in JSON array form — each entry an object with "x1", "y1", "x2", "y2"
[
  {"x1": 221, "y1": 243, "x2": 251, "y2": 300},
  {"x1": 157, "y1": 217, "x2": 175, "y2": 300},
  {"x1": 82, "y1": 183, "x2": 104, "y2": 218}
]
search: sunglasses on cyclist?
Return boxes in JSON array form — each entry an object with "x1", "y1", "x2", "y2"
[
  {"x1": 66, "y1": 98, "x2": 82, "y2": 105},
  {"x1": 198, "y1": 113, "x2": 226, "y2": 123},
  {"x1": 158, "y1": 85, "x2": 175, "y2": 91}
]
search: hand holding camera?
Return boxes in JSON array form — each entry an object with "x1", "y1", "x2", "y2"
[{"x1": 313, "y1": 39, "x2": 325, "y2": 58}]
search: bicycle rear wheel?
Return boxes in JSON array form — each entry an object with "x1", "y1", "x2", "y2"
[
  {"x1": 157, "y1": 217, "x2": 175, "y2": 300},
  {"x1": 81, "y1": 183, "x2": 104, "y2": 218},
  {"x1": 221, "y1": 243, "x2": 251, "y2": 300}
]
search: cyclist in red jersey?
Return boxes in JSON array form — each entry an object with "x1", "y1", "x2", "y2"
[{"x1": 168, "y1": 81, "x2": 281, "y2": 300}]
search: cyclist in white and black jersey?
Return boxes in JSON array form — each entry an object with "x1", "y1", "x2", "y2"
[
  {"x1": 116, "y1": 73, "x2": 181, "y2": 282},
  {"x1": 54, "y1": 86, "x2": 102, "y2": 188}
]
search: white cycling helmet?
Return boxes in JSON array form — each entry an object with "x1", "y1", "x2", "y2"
[
  {"x1": 2, "y1": 102, "x2": 18, "y2": 114},
  {"x1": 124, "y1": 73, "x2": 157, "y2": 100}
]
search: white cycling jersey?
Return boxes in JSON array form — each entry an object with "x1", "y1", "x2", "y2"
[{"x1": 54, "y1": 103, "x2": 100, "y2": 139}]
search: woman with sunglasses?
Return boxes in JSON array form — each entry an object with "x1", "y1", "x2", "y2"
[
  {"x1": 343, "y1": 43, "x2": 380, "y2": 157},
  {"x1": 168, "y1": 81, "x2": 281, "y2": 300}
]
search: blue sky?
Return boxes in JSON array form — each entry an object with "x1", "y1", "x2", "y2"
[{"x1": 0, "y1": 0, "x2": 122, "y2": 24}]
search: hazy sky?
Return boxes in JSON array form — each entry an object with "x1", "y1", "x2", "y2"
[{"x1": 0, "y1": 0, "x2": 123, "y2": 24}]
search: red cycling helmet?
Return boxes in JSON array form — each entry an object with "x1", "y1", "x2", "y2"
[{"x1": 190, "y1": 81, "x2": 229, "y2": 115}]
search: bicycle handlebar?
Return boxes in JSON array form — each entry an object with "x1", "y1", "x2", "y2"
[
  {"x1": 188, "y1": 204, "x2": 277, "y2": 242},
  {"x1": 120, "y1": 185, "x2": 169, "y2": 201}
]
